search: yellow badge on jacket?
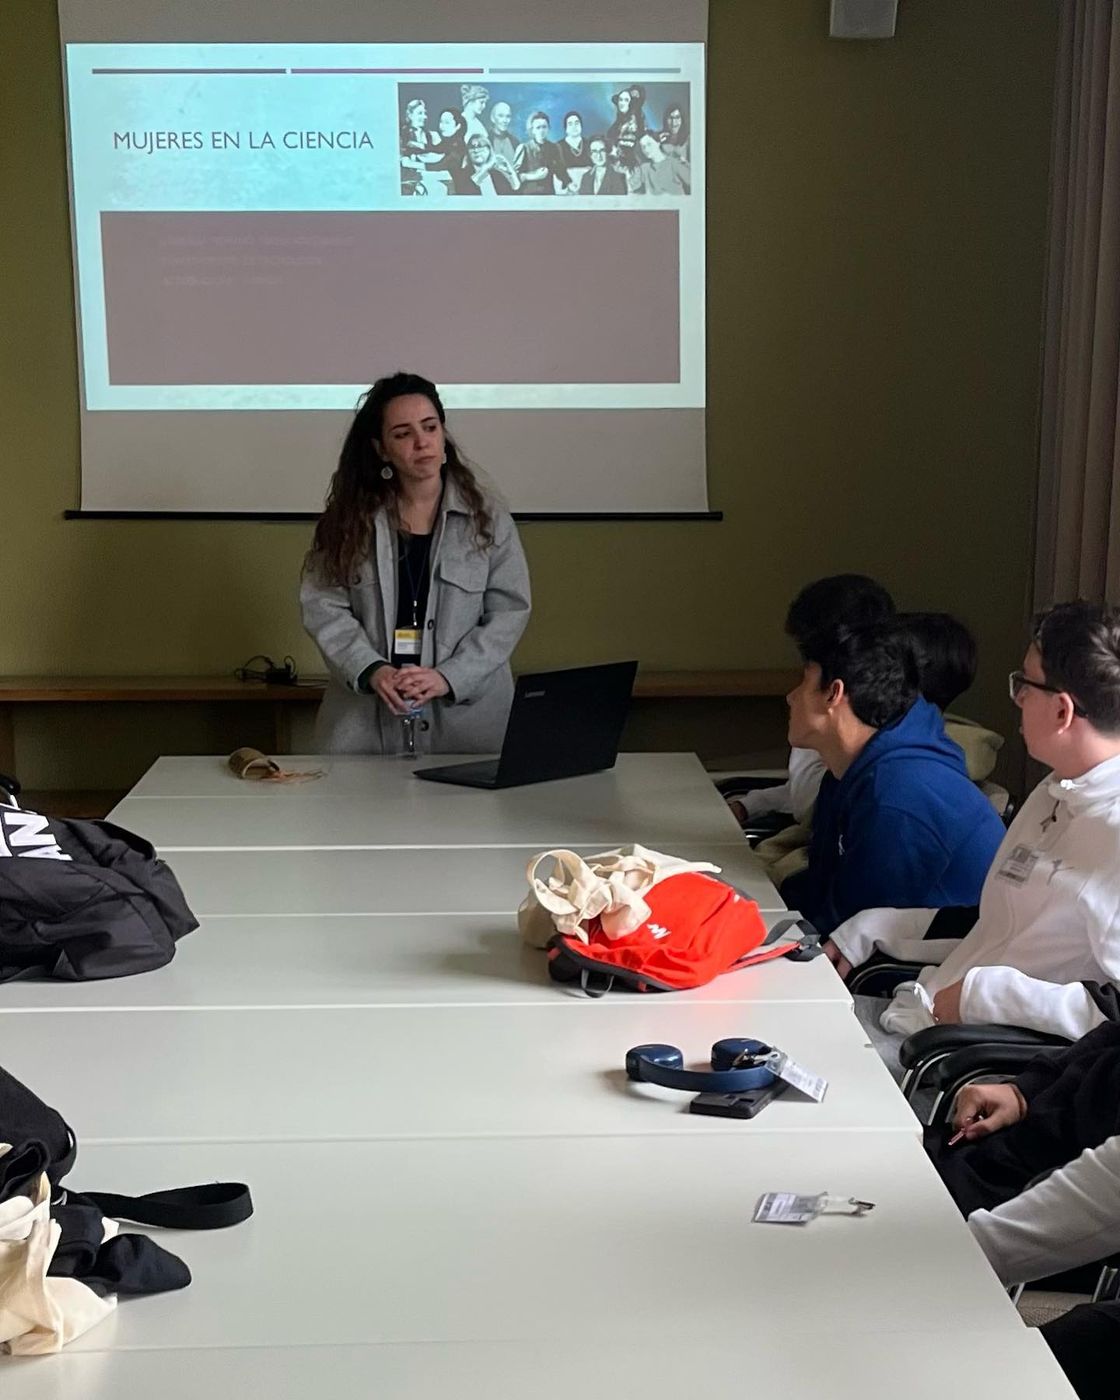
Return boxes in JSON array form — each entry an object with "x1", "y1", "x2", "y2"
[{"x1": 393, "y1": 627, "x2": 421, "y2": 658}]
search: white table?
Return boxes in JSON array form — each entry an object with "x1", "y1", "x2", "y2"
[
  {"x1": 0, "y1": 911, "x2": 847, "y2": 1011},
  {"x1": 123, "y1": 751, "x2": 719, "y2": 803},
  {"x1": 0, "y1": 1333, "x2": 1075, "y2": 1400},
  {"x1": 0, "y1": 753, "x2": 1074, "y2": 1396},
  {"x1": 55, "y1": 1134, "x2": 1026, "y2": 1351},
  {"x1": 114, "y1": 752, "x2": 746, "y2": 849},
  {"x1": 163, "y1": 841, "x2": 785, "y2": 916},
  {"x1": 4, "y1": 1002, "x2": 913, "y2": 1143}
]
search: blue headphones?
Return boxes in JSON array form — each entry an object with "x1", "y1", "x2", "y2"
[{"x1": 625, "y1": 1038, "x2": 776, "y2": 1093}]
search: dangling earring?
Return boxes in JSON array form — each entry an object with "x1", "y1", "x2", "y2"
[{"x1": 380, "y1": 464, "x2": 393, "y2": 480}]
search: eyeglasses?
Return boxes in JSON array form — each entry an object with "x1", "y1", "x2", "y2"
[{"x1": 1008, "y1": 670, "x2": 1089, "y2": 717}]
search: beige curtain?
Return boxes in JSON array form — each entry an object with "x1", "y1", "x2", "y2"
[{"x1": 1035, "y1": 0, "x2": 1120, "y2": 606}]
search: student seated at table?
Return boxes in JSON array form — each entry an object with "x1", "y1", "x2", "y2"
[
  {"x1": 928, "y1": 1023, "x2": 1120, "y2": 1400},
  {"x1": 752, "y1": 608, "x2": 1006, "y2": 887},
  {"x1": 727, "y1": 574, "x2": 896, "y2": 832},
  {"x1": 777, "y1": 619, "x2": 1005, "y2": 936},
  {"x1": 825, "y1": 601, "x2": 1120, "y2": 1043}
]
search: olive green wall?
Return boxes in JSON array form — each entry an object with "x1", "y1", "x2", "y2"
[{"x1": 1, "y1": 0, "x2": 1058, "y2": 789}]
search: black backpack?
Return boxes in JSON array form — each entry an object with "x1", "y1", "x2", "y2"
[{"x1": 0, "y1": 808, "x2": 197, "y2": 982}]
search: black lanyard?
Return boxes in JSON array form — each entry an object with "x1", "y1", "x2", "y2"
[{"x1": 399, "y1": 531, "x2": 433, "y2": 629}]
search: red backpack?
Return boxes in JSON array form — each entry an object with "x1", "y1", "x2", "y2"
[{"x1": 545, "y1": 869, "x2": 816, "y2": 995}]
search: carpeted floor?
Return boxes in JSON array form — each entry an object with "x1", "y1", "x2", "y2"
[{"x1": 1017, "y1": 1291, "x2": 1088, "y2": 1327}]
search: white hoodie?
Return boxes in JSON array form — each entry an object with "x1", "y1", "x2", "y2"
[
  {"x1": 833, "y1": 754, "x2": 1120, "y2": 1040},
  {"x1": 968, "y1": 1133, "x2": 1120, "y2": 1286}
]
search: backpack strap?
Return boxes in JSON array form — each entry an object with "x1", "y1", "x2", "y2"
[
  {"x1": 547, "y1": 941, "x2": 616, "y2": 995},
  {"x1": 73, "y1": 1181, "x2": 253, "y2": 1231},
  {"x1": 734, "y1": 916, "x2": 822, "y2": 968},
  {"x1": 578, "y1": 969, "x2": 615, "y2": 998}
]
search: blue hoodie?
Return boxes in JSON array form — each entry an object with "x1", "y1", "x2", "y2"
[{"x1": 780, "y1": 697, "x2": 1006, "y2": 936}]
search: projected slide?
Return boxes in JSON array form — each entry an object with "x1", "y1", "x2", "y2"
[
  {"x1": 65, "y1": 43, "x2": 705, "y2": 415},
  {"x1": 61, "y1": 37, "x2": 706, "y2": 513}
]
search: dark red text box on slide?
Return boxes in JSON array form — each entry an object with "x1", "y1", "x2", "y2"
[{"x1": 100, "y1": 210, "x2": 682, "y2": 386}]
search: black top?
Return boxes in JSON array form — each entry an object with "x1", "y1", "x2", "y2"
[
  {"x1": 556, "y1": 138, "x2": 588, "y2": 170},
  {"x1": 927, "y1": 1020, "x2": 1120, "y2": 1219},
  {"x1": 392, "y1": 530, "x2": 432, "y2": 665}
]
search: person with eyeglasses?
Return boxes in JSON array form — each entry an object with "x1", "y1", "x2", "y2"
[{"x1": 825, "y1": 600, "x2": 1120, "y2": 1046}]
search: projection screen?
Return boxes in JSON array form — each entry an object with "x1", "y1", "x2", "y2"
[{"x1": 58, "y1": 1, "x2": 708, "y2": 515}]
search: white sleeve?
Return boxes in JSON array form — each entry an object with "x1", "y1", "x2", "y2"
[
  {"x1": 959, "y1": 966, "x2": 1109, "y2": 1040},
  {"x1": 739, "y1": 779, "x2": 794, "y2": 821},
  {"x1": 968, "y1": 1135, "x2": 1120, "y2": 1286},
  {"x1": 1086, "y1": 897, "x2": 1120, "y2": 986},
  {"x1": 734, "y1": 749, "x2": 826, "y2": 822},
  {"x1": 786, "y1": 749, "x2": 827, "y2": 825},
  {"x1": 829, "y1": 906, "x2": 938, "y2": 968}
]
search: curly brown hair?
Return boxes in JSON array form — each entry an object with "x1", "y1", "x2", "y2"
[{"x1": 305, "y1": 372, "x2": 494, "y2": 585}]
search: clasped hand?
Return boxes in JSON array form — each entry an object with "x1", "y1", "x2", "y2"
[{"x1": 370, "y1": 665, "x2": 449, "y2": 714}]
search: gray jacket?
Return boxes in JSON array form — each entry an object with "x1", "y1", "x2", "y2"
[{"x1": 300, "y1": 479, "x2": 531, "y2": 755}]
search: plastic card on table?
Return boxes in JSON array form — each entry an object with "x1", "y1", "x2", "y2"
[
  {"x1": 752, "y1": 1192, "x2": 874, "y2": 1225},
  {"x1": 764, "y1": 1050, "x2": 829, "y2": 1102}
]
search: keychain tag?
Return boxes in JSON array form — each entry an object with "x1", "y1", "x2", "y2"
[
  {"x1": 764, "y1": 1050, "x2": 829, "y2": 1102},
  {"x1": 752, "y1": 1192, "x2": 874, "y2": 1225}
]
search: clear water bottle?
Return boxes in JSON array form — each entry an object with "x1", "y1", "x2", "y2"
[
  {"x1": 397, "y1": 659, "x2": 424, "y2": 758},
  {"x1": 399, "y1": 704, "x2": 423, "y2": 759}
]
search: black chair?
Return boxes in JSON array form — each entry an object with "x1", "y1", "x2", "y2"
[
  {"x1": 900, "y1": 1023, "x2": 1071, "y2": 1114},
  {"x1": 847, "y1": 956, "x2": 926, "y2": 997}
]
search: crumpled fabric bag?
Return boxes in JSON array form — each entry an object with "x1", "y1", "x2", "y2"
[
  {"x1": 518, "y1": 845, "x2": 721, "y2": 948},
  {"x1": 0, "y1": 1063, "x2": 251, "y2": 1358},
  {"x1": 0, "y1": 1147, "x2": 117, "y2": 1356}
]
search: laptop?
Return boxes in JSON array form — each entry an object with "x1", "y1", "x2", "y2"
[{"x1": 414, "y1": 660, "x2": 638, "y2": 790}]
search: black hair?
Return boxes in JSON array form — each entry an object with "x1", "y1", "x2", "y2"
[
  {"x1": 438, "y1": 108, "x2": 466, "y2": 139},
  {"x1": 785, "y1": 575, "x2": 896, "y2": 661},
  {"x1": 662, "y1": 103, "x2": 688, "y2": 146},
  {"x1": 899, "y1": 612, "x2": 977, "y2": 712},
  {"x1": 1034, "y1": 600, "x2": 1120, "y2": 734},
  {"x1": 804, "y1": 621, "x2": 920, "y2": 730}
]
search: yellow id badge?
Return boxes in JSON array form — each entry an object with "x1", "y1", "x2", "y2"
[{"x1": 393, "y1": 627, "x2": 421, "y2": 658}]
